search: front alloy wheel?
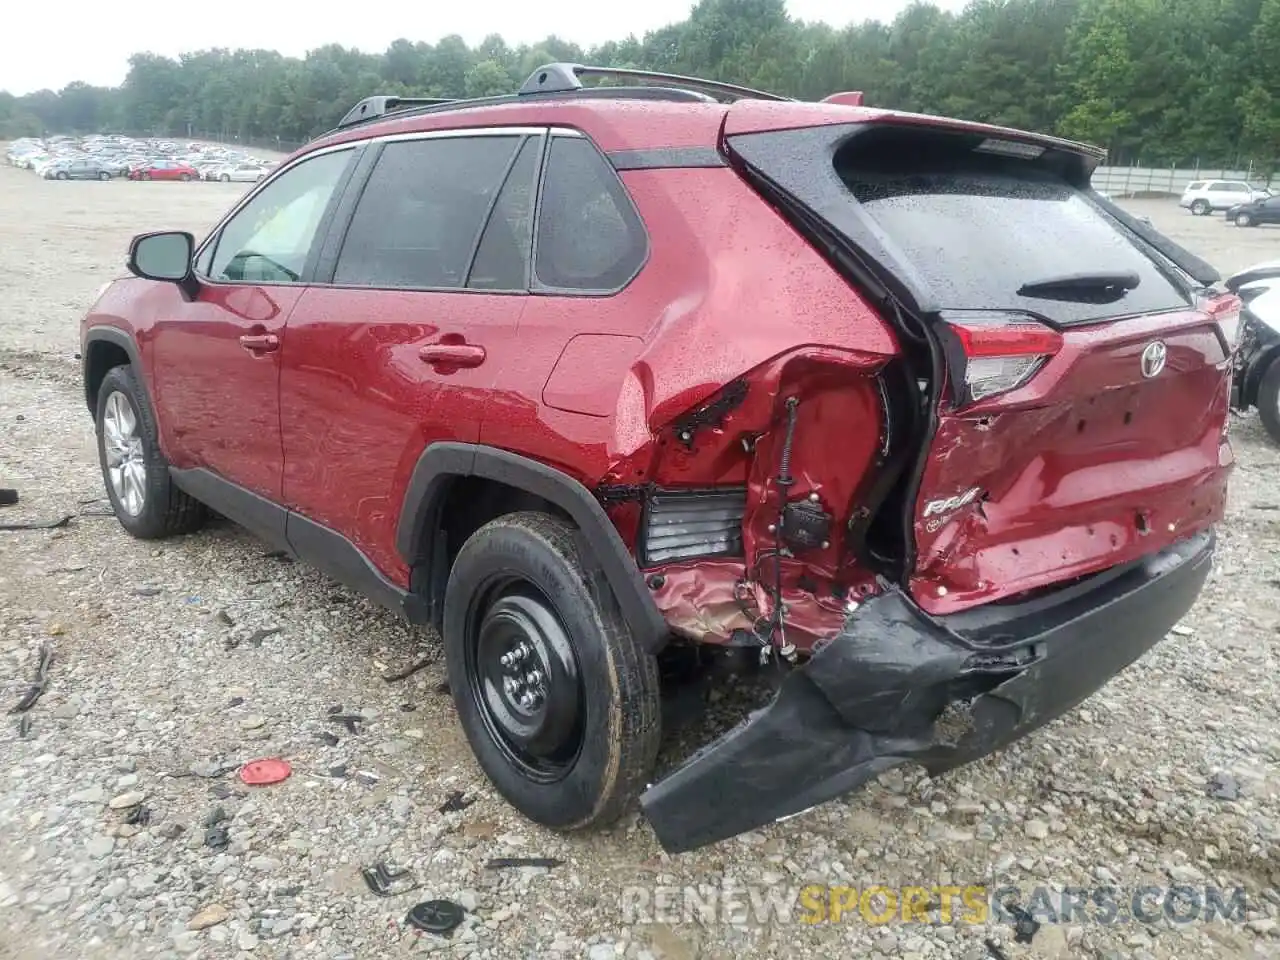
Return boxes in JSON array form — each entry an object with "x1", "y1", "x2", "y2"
[{"x1": 102, "y1": 390, "x2": 147, "y2": 516}]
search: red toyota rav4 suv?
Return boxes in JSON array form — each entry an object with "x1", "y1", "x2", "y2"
[{"x1": 80, "y1": 64, "x2": 1239, "y2": 854}]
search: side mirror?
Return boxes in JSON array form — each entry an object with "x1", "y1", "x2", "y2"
[{"x1": 128, "y1": 231, "x2": 199, "y2": 299}]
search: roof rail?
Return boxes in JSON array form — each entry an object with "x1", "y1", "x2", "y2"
[
  {"x1": 326, "y1": 64, "x2": 790, "y2": 138},
  {"x1": 337, "y1": 95, "x2": 457, "y2": 129},
  {"x1": 518, "y1": 62, "x2": 791, "y2": 103}
]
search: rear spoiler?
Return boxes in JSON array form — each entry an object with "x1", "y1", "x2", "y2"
[{"x1": 1090, "y1": 193, "x2": 1221, "y2": 288}]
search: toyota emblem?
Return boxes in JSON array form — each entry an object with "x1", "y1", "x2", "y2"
[{"x1": 1140, "y1": 341, "x2": 1167, "y2": 379}]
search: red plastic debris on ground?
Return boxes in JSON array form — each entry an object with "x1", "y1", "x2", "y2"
[{"x1": 239, "y1": 758, "x2": 291, "y2": 786}]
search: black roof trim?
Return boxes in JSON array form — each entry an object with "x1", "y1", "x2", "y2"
[
  {"x1": 328, "y1": 62, "x2": 789, "y2": 136},
  {"x1": 517, "y1": 63, "x2": 790, "y2": 103},
  {"x1": 608, "y1": 146, "x2": 729, "y2": 171}
]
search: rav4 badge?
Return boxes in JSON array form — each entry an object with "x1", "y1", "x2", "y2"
[{"x1": 922, "y1": 486, "x2": 983, "y2": 518}]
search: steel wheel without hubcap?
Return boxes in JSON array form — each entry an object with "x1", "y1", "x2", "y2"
[
  {"x1": 102, "y1": 390, "x2": 146, "y2": 516},
  {"x1": 465, "y1": 581, "x2": 584, "y2": 783}
]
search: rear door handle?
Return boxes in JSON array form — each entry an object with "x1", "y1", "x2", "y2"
[
  {"x1": 239, "y1": 333, "x2": 280, "y2": 353},
  {"x1": 419, "y1": 343, "x2": 486, "y2": 369}
]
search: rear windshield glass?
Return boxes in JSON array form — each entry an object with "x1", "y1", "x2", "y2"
[{"x1": 837, "y1": 155, "x2": 1189, "y2": 325}]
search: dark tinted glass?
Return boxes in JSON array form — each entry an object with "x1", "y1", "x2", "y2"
[
  {"x1": 467, "y1": 137, "x2": 540, "y2": 292},
  {"x1": 839, "y1": 156, "x2": 1188, "y2": 324},
  {"x1": 534, "y1": 136, "x2": 646, "y2": 292},
  {"x1": 334, "y1": 136, "x2": 521, "y2": 289}
]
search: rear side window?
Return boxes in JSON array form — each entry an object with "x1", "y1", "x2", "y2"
[
  {"x1": 1186, "y1": 181, "x2": 1204, "y2": 190},
  {"x1": 1208, "y1": 183, "x2": 1233, "y2": 192},
  {"x1": 533, "y1": 136, "x2": 647, "y2": 292},
  {"x1": 467, "y1": 137, "x2": 540, "y2": 291},
  {"x1": 837, "y1": 148, "x2": 1189, "y2": 325},
  {"x1": 334, "y1": 135, "x2": 522, "y2": 289}
]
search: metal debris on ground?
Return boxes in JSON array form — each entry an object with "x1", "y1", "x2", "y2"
[
  {"x1": 240, "y1": 758, "x2": 292, "y2": 786},
  {"x1": 262, "y1": 549, "x2": 294, "y2": 563},
  {"x1": 203, "y1": 806, "x2": 231, "y2": 850},
  {"x1": 382, "y1": 657, "x2": 433, "y2": 682},
  {"x1": 246, "y1": 627, "x2": 281, "y2": 647},
  {"x1": 1005, "y1": 902, "x2": 1040, "y2": 944},
  {"x1": 399, "y1": 702, "x2": 416, "y2": 712},
  {"x1": 0, "y1": 488, "x2": 18, "y2": 506},
  {"x1": 406, "y1": 899, "x2": 465, "y2": 937},
  {"x1": 326, "y1": 764, "x2": 348, "y2": 779},
  {"x1": 315, "y1": 731, "x2": 340, "y2": 747},
  {"x1": 9, "y1": 643, "x2": 53, "y2": 714},
  {"x1": 361, "y1": 862, "x2": 416, "y2": 897},
  {"x1": 215, "y1": 610, "x2": 234, "y2": 627},
  {"x1": 485, "y1": 857, "x2": 564, "y2": 869},
  {"x1": 434, "y1": 680, "x2": 450, "y2": 695},
  {"x1": 0, "y1": 513, "x2": 72, "y2": 531},
  {"x1": 326, "y1": 713, "x2": 364, "y2": 734},
  {"x1": 984, "y1": 939, "x2": 1011, "y2": 960},
  {"x1": 132, "y1": 585, "x2": 162, "y2": 597},
  {"x1": 17, "y1": 713, "x2": 32, "y2": 739},
  {"x1": 438, "y1": 791, "x2": 476, "y2": 813},
  {"x1": 1209, "y1": 771, "x2": 1242, "y2": 800},
  {"x1": 125, "y1": 805, "x2": 153, "y2": 827}
]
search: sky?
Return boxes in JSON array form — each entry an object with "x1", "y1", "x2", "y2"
[{"x1": 0, "y1": 0, "x2": 970, "y2": 95}]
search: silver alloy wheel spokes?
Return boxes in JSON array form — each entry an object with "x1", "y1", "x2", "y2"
[{"x1": 103, "y1": 391, "x2": 146, "y2": 516}]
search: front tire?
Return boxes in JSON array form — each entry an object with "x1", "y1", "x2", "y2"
[
  {"x1": 1236, "y1": 212, "x2": 1255, "y2": 227},
  {"x1": 1257, "y1": 357, "x2": 1280, "y2": 446},
  {"x1": 443, "y1": 512, "x2": 661, "y2": 832},
  {"x1": 140, "y1": 172, "x2": 151, "y2": 181},
  {"x1": 95, "y1": 365, "x2": 205, "y2": 539},
  {"x1": 1190, "y1": 199, "x2": 1211, "y2": 216},
  {"x1": 55, "y1": 171, "x2": 68, "y2": 180},
  {"x1": 179, "y1": 173, "x2": 192, "y2": 182},
  {"x1": 98, "y1": 171, "x2": 111, "y2": 181},
  {"x1": 220, "y1": 173, "x2": 230, "y2": 182}
]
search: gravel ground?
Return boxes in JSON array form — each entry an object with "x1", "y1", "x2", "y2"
[{"x1": 2, "y1": 162, "x2": 1280, "y2": 960}]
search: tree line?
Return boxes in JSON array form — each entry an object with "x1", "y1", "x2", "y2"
[{"x1": 2, "y1": 0, "x2": 1278, "y2": 170}]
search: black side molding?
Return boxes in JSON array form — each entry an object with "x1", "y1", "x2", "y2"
[
  {"x1": 168, "y1": 467, "x2": 430, "y2": 625},
  {"x1": 82, "y1": 325, "x2": 147, "y2": 417},
  {"x1": 396, "y1": 443, "x2": 670, "y2": 653}
]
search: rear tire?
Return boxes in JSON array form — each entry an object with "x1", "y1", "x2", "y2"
[
  {"x1": 443, "y1": 512, "x2": 661, "y2": 832},
  {"x1": 141, "y1": 172, "x2": 151, "y2": 181},
  {"x1": 55, "y1": 171, "x2": 68, "y2": 180},
  {"x1": 1257, "y1": 357, "x2": 1280, "y2": 446},
  {"x1": 220, "y1": 174, "x2": 230, "y2": 182},
  {"x1": 95, "y1": 365, "x2": 205, "y2": 539},
  {"x1": 98, "y1": 171, "x2": 111, "y2": 181},
  {"x1": 179, "y1": 173, "x2": 192, "y2": 182},
  {"x1": 1190, "y1": 199, "x2": 1210, "y2": 216}
]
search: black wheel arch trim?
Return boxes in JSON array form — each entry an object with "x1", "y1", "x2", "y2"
[
  {"x1": 396, "y1": 442, "x2": 670, "y2": 653},
  {"x1": 82, "y1": 325, "x2": 150, "y2": 419}
]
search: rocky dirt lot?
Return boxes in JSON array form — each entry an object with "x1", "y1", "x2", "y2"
[{"x1": 2, "y1": 162, "x2": 1280, "y2": 960}]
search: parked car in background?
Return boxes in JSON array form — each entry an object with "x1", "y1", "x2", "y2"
[
  {"x1": 1180, "y1": 179, "x2": 1269, "y2": 215},
  {"x1": 1227, "y1": 261, "x2": 1280, "y2": 442},
  {"x1": 1224, "y1": 195, "x2": 1280, "y2": 227},
  {"x1": 211, "y1": 162, "x2": 270, "y2": 182},
  {"x1": 44, "y1": 158, "x2": 113, "y2": 181},
  {"x1": 81, "y1": 63, "x2": 1240, "y2": 856},
  {"x1": 128, "y1": 160, "x2": 199, "y2": 182}
]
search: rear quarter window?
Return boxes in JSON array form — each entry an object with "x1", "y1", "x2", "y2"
[{"x1": 838, "y1": 155, "x2": 1190, "y2": 325}]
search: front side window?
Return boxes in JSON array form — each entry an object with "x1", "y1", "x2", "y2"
[
  {"x1": 533, "y1": 136, "x2": 648, "y2": 292},
  {"x1": 206, "y1": 149, "x2": 352, "y2": 284},
  {"x1": 333, "y1": 135, "x2": 522, "y2": 289}
]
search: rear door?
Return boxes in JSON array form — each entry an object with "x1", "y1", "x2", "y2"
[
  {"x1": 279, "y1": 128, "x2": 541, "y2": 581},
  {"x1": 725, "y1": 108, "x2": 1237, "y2": 615}
]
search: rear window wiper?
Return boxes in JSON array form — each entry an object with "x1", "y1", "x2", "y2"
[{"x1": 1017, "y1": 270, "x2": 1141, "y2": 302}]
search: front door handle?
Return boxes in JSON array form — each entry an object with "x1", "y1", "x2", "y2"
[
  {"x1": 419, "y1": 343, "x2": 486, "y2": 369},
  {"x1": 239, "y1": 333, "x2": 280, "y2": 354}
]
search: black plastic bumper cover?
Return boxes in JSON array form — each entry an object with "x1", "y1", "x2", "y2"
[{"x1": 640, "y1": 531, "x2": 1215, "y2": 853}]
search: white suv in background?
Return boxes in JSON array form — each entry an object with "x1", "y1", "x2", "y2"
[{"x1": 1181, "y1": 179, "x2": 1271, "y2": 215}]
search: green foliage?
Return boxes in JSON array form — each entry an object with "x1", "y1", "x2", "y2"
[{"x1": 3, "y1": 0, "x2": 1275, "y2": 167}]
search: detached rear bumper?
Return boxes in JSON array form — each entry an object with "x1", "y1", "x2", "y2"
[{"x1": 640, "y1": 530, "x2": 1215, "y2": 854}]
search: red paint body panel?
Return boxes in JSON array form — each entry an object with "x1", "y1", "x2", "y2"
[
  {"x1": 141, "y1": 279, "x2": 300, "y2": 501},
  {"x1": 279, "y1": 287, "x2": 526, "y2": 582},
  {"x1": 910, "y1": 309, "x2": 1233, "y2": 614}
]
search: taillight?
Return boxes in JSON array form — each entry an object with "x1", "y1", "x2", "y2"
[
  {"x1": 1199, "y1": 292, "x2": 1243, "y2": 354},
  {"x1": 937, "y1": 311, "x2": 1063, "y2": 406}
]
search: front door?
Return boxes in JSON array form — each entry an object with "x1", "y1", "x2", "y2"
[
  {"x1": 279, "y1": 130, "x2": 543, "y2": 581},
  {"x1": 149, "y1": 146, "x2": 359, "y2": 508}
]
